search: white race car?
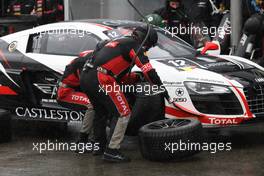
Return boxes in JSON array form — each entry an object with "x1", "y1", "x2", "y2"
[{"x1": 0, "y1": 19, "x2": 263, "y2": 131}]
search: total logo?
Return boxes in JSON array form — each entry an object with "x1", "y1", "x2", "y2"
[
  {"x1": 209, "y1": 118, "x2": 239, "y2": 125},
  {"x1": 115, "y1": 91, "x2": 130, "y2": 116}
]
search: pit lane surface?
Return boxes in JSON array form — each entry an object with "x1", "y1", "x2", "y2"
[{"x1": 0, "y1": 120, "x2": 263, "y2": 176}]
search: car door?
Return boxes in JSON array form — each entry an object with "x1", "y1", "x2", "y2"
[{"x1": 22, "y1": 29, "x2": 101, "y2": 108}]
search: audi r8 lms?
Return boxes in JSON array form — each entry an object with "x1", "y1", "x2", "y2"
[{"x1": 0, "y1": 19, "x2": 264, "y2": 131}]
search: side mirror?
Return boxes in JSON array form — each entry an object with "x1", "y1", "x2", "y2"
[{"x1": 200, "y1": 42, "x2": 219, "y2": 55}]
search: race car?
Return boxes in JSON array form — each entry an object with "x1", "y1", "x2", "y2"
[{"x1": 0, "y1": 19, "x2": 264, "y2": 131}]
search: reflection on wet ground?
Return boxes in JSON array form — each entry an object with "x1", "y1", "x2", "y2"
[{"x1": 0, "y1": 120, "x2": 263, "y2": 176}]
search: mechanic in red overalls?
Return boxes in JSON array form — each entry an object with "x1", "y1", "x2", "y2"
[
  {"x1": 57, "y1": 51, "x2": 92, "y2": 111},
  {"x1": 57, "y1": 50, "x2": 95, "y2": 152},
  {"x1": 57, "y1": 40, "x2": 109, "y2": 154},
  {"x1": 80, "y1": 25, "x2": 168, "y2": 162}
]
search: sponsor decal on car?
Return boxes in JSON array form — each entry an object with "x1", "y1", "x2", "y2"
[
  {"x1": 175, "y1": 88, "x2": 184, "y2": 97},
  {"x1": 186, "y1": 77, "x2": 225, "y2": 84},
  {"x1": 41, "y1": 99, "x2": 57, "y2": 103},
  {"x1": 157, "y1": 59, "x2": 198, "y2": 72},
  {"x1": 8, "y1": 41, "x2": 17, "y2": 52},
  {"x1": 209, "y1": 117, "x2": 240, "y2": 125},
  {"x1": 173, "y1": 98, "x2": 187, "y2": 102},
  {"x1": 204, "y1": 62, "x2": 235, "y2": 68},
  {"x1": 15, "y1": 107, "x2": 84, "y2": 122},
  {"x1": 173, "y1": 87, "x2": 187, "y2": 102},
  {"x1": 163, "y1": 81, "x2": 182, "y2": 86}
]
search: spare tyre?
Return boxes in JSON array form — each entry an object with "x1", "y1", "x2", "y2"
[
  {"x1": 126, "y1": 83, "x2": 165, "y2": 136},
  {"x1": 0, "y1": 109, "x2": 12, "y2": 143},
  {"x1": 139, "y1": 118, "x2": 202, "y2": 161}
]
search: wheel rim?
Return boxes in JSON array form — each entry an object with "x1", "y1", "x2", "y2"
[{"x1": 149, "y1": 119, "x2": 191, "y2": 129}]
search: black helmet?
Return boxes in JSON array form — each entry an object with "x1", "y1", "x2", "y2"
[
  {"x1": 132, "y1": 25, "x2": 158, "y2": 50},
  {"x1": 243, "y1": 14, "x2": 263, "y2": 35}
]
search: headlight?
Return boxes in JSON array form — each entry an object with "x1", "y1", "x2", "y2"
[
  {"x1": 184, "y1": 82, "x2": 231, "y2": 95},
  {"x1": 184, "y1": 82, "x2": 243, "y2": 115}
]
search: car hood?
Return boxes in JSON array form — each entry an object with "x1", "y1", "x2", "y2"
[
  {"x1": 157, "y1": 54, "x2": 255, "y2": 73},
  {"x1": 148, "y1": 54, "x2": 264, "y2": 88}
]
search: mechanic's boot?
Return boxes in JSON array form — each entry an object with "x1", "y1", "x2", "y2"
[{"x1": 103, "y1": 147, "x2": 131, "y2": 163}]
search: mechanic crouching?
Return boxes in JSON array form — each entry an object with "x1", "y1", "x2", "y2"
[
  {"x1": 80, "y1": 26, "x2": 168, "y2": 162},
  {"x1": 56, "y1": 50, "x2": 95, "y2": 153},
  {"x1": 56, "y1": 42, "x2": 109, "y2": 154}
]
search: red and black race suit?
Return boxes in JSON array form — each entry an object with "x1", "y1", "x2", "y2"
[
  {"x1": 57, "y1": 51, "x2": 93, "y2": 111},
  {"x1": 80, "y1": 36, "x2": 163, "y2": 118}
]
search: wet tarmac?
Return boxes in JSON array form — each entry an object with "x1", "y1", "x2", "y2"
[{"x1": 0, "y1": 120, "x2": 263, "y2": 176}]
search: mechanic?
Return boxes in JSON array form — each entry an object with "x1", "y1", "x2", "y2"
[
  {"x1": 153, "y1": 0, "x2": 212, "y2": 48},
  {"x1": 153, "y1": 0, "x2": 190, "y2": 41},
  {"x1": 183, "y1": 0, "x2": 223, "y2": 45},
  {"x1": 32, "y1": 0, "x2": 58, "y2": 24},
  {"x1": 57, "y1": 40, "x2": 109, "y2": 154},
  {"x1": 235, "y1": 0, "x2": 264, "y2": 64},
  {"x1": 80, "y1": 25, "x2": 169, "y2": 163},
  {"x1": 55, "y1": 0, "x2": 64, "y2": 21},
  {"x1": 183, "y1": 0, "x2": 216, "y2": 27},
  {"x1": 34, "y1": 0, "x2": 43, "y2": 17},
  {"x1": 154, "y1": 0, "x2": 187, "y2": 27},
  {"x1": 213, "y1": 0, "x2": 263, "y2": 19},
  {"x1": 57, "y1": 50, "x2": 95, "y2": 153}
]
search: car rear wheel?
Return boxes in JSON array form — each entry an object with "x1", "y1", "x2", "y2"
[
  {"x1": 0, "y1": 109, "x2": 12, "y2": 143},
  {"x1": 138, "y1": 118, "x2": 203, "y2": 161}
]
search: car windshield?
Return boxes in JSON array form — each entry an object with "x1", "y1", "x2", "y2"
[
  {"x1": 148, "y1": 30, "x2": 196, "y2": 59},
  {"x1": 104, "y1": 27, "x2": 196, "y2": 59}
]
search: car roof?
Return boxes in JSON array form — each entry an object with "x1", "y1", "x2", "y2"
[
  {"x1": 74, "y1": 19, "x2": 145, "y2": 29},
  {"x1": 25, "y1": 19, "x2": 146, "y2": 37},
  {"x1": 1, "y1": 19, "x2": 153, "y2": 41}
]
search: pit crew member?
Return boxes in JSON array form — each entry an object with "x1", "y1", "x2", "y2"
[{"x1": 80, "y1": 25, "x2": 169, "y2": 162}]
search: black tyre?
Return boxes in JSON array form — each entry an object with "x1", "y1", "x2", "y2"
[
  {"x1": 0, "y1": 109, "x2": 12, "y2": 143},
  {"x1": 139, "y1": 118, "x2": 202, "y2": 161},
  {"x1": 126, "y1": 83, "x2": 165, "y2": 136}
]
